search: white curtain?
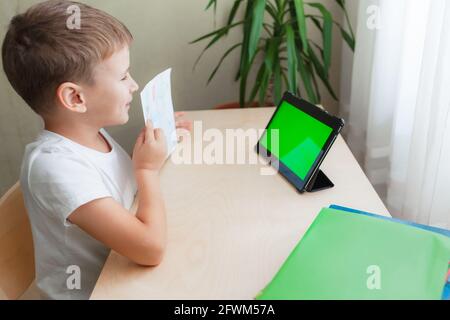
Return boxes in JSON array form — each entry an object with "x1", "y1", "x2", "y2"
[{"x1": 341, "y1": 0, "x2": 450, "y2": 229}]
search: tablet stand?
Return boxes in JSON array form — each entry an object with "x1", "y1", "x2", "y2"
[{"x1": 305, "y1": 169, "x2": 334, "y2": 193}]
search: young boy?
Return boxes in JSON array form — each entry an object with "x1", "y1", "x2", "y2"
[{"x1": 2, "y1": 0, "x2": 191, "y2": 299}]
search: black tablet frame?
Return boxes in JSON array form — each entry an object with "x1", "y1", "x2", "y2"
[{"x1": 256, "y1": 92, "x2": 345, "y2": 193}]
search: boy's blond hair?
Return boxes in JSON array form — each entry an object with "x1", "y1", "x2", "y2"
[{"x1": 1, "y1": 0, "x2": 133, "y2": 115}]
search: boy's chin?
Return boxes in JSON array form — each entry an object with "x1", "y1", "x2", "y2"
[
  {"x1": 120, "y1": 114, "x2": 130, "y2": 124},
  {"x1": 106, "y1": 114, "x2": 129, "y2": 127},
  {"x1": 118, "y1": 117, "x2": 130, "y2": 126}
]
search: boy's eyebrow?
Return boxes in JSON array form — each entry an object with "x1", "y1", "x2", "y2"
[{"x1": 122, "y1": 66, "x2": 130, "y2": 74}]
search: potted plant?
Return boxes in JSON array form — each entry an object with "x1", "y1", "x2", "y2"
[{"x1": 191, "y1": 0, "x2": 355, "y2": 108}]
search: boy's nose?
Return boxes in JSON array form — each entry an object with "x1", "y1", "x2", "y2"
[{"x1": 131, "y1": 78, "x2": 139, "y2": 93}]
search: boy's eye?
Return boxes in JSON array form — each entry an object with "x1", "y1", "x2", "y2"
[{"x1": 121, "y1": 73, "x2": 129, "y2": 81}]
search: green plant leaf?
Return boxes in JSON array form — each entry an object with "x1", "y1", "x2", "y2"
[
  {"x1": 191, "y1": 21, "x2": 244, "y2": 71},
  {"x1": 207, "y1": 43, "x2": 242, "y2": 84},
  {"x1": 263, "y1": 36, "x2": 281, "y2": 105},
  {"x1": 310, "y1": 40, "x2": 323, "y2": 55},
  {"x1": 309, "y1": 16, "x2": 323, "y2": 32},
  {"x1": 307, "y1": 59, "x2": 321, "y2": 102},
  {"x1": 307, "y1": 3, "x2": 333, "y2": 72},
  {"x1": 281, "y1": 69, "x2": 289, "y2": 90},
  {"x1": 264, "y1": 38, "x2": 278, "y2": 72},
  {"x1": 248, "y1": 0, "x2": 266, "y2": 62},
  {"x1": 190, "y1": 21, "x2": 243, "y2": 45},
  {"x1": 298, "y1": 54, "x2": 318, "y2": 103},
  {"x1": 306, "y1": 13, "x2": 355, "y2": 52},
  {"x1": 205, "y1": 0, "x2": 216, "y2": 10},
  {"x1": 259, "y1": 67, "x2": 271, "y2": 106},
  {"x1": 263, "y1": 23, "x2": 274, "y2": 37},
  {"x1": 335, "y1": 0, "x2": 345, "y2": 10},
  {"x1": 285, "y1": 24, "x2": 298, "y2": 93},
  {"x1": 227, "y1": 0, "x2": 244, "y2": 25},
  {"x1": 237, "y1": 0, "x2": 255, "y2": 106},
  {"x1": 307, "y1": 46, "x2": 338, "y2": 100},
  {"x1": 334, "y1": 0, "x2": 355, "y2": 52},
  {"x1": 249, "y1": 62, "x2": 267, "y2": 104},
  {"x1": 292, "y1": 0, "x2": 308, "y2": 54},
  {"x1": 341, "y1": 28, "x2": 355, "y2": 51},
  {"x1": 273, "y1": 58, "x2": 282, "y2": 105},
  {"x1": 275, "y1": 0, "x2": 283, "y2": 11},
  {"x1": 249, "y1": 38, "x2": 276, "y2": 106},
  {"x1": 265, "y1": 2, "x2": 278, "y2": 22}
]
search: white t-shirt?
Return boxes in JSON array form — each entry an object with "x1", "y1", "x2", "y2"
[{"x1": 20, "y1": 128, "x2": 137, "y2": 300}]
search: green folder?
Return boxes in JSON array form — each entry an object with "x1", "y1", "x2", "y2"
[{"x1": 256, "y1": 208, "x2": 450, "y2": 300}]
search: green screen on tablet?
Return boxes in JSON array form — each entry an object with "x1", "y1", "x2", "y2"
[{"x1": 260, "y1": 101, "x2": 333, "y2": 180}]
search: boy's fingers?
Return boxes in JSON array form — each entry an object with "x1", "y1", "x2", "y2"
[
  {"x1": 145, "y1": 122, "x2": 155, "y2": 143},
  {"x1": 135, "y1": 127, "x2": 145, "y2": 141},
  {"x1": 145, "y1": 130, "x2": 155, "y2": 143},
  {"x1": 136, "y1": 133, "x2": 143, "y2": 145},
  {"x1": 146, "y1": 119, "x2": 154, "y2": 130},
  {"x1": 154, "y1": 128, "x2": 166, "y2": 142},
  {"x1": 175, "y1": 111, "x2": 186, "y2": 119},
  {"x1": 176, "y1": 120, "x2": 193, "y2": 131},
  {"x1": 137, "y1": 128, "x2": 145, "y2": 143}
]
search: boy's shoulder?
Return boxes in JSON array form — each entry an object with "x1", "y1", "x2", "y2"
[
  {"x1": 20, "y1": 131, "x2": 94, "y2": 187},
  {"x1": 27, "y1": 130, "x2": 70, "y2": 151},
  {"x1": 22, "y1": 131, "x2": 74, "y2": 167}
]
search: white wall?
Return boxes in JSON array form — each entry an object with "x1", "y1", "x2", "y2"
[{"x1": 0, "y1": 0, "x2": 346, "y2": 195}]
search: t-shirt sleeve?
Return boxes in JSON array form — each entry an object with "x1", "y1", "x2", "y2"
[{"x1": 28, "y1": 146, "x2": 112, "y2": 227}]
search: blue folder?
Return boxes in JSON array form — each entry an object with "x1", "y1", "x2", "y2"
[{"x1": 329, "y1": 204, "x2": 450, "y2": 238}]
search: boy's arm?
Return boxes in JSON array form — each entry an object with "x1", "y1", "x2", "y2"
[
  {"x1": 68, "y1": 121, "x2": 168, "y2": 266},
  {"x1": 68, "y1": 173, "x2": 166, "y2": 266}
]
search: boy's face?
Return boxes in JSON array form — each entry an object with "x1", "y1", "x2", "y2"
[{"x1": 82, "y1": 45, "x2": 139, "y2": 127}]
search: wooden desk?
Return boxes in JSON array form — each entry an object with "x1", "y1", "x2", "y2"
[{"x1": 90, "y1": 107, "x2": 390, "y2": 300}]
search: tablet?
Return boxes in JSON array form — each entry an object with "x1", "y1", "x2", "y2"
[{"x1": 256, "y1": 92, "x2": 345, "y2": 193}]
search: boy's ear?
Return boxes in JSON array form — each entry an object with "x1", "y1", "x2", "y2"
[{"x1": 56, "y1": 82, "x2": 87, "y2": 113}]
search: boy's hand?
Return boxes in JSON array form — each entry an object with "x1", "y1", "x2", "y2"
[
  {"x1": 132, "y1": 120, "x2": 167, "y2": 174},
  {"x1": 175, "y1": 112, "x2": 192, "y2": 143},
  {"x1": 175, "y1": 112, "x2": 192, "y2": 132}
]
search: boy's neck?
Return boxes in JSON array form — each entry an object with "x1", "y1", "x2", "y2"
[{"x1": 44, "y1": 120, "x2": 111, "y2": 153}]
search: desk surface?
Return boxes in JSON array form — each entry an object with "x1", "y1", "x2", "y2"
[{"x1": 90, "y1": 107, "x2": 390, "y2": 300}]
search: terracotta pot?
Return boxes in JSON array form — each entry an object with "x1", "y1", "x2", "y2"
[{"x1": 214, "y1": 101, "x2": 261, "y2": 109}]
